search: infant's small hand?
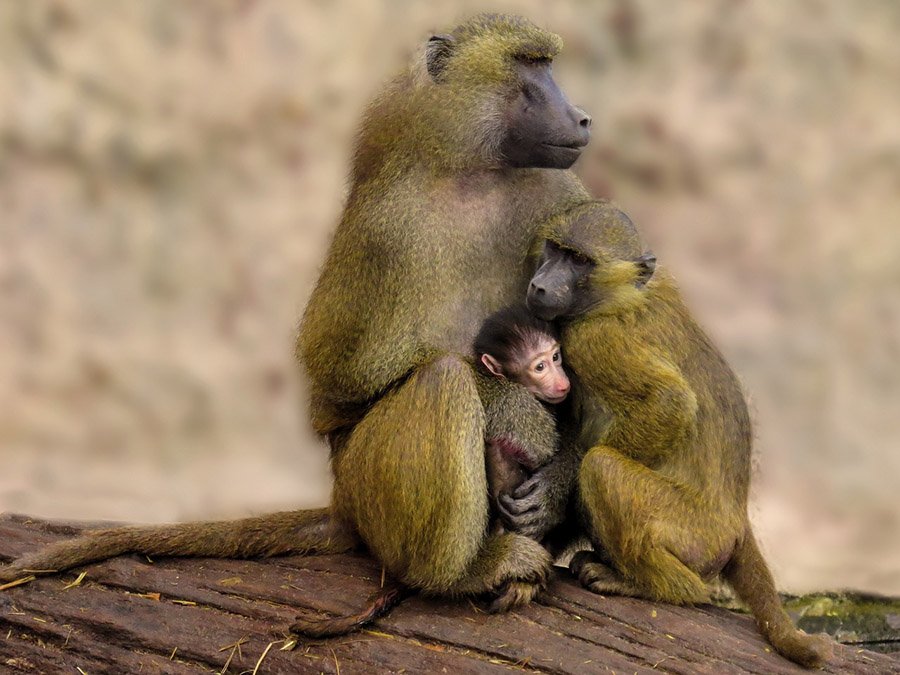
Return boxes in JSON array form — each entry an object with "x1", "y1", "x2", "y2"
[{"x1": 497, "y1": 471, "x2": 558, "y2": 539}]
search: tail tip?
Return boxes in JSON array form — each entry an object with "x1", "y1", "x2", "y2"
[
  {"x1": 777, "y1": 630, "x2": 833, "y2": 669},
  {"x1": 0, "y1": 566, "x2": 24, "y2": 585}
]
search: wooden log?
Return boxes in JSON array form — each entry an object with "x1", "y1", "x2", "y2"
[{"x1": 0, "y1": 513, "x2": 896, "y2": 674}]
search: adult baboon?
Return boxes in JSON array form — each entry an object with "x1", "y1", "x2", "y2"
[
  {"x1": 1, "y1": 15, "x2": 590, "y2": 609},
  {"x1": 526, "y1": 201, "x2": 833, "y2": 668},
  {"x1": 301, "y1": 13, "x2": 591, "y2": 607}
]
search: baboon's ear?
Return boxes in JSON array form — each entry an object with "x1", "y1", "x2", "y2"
[
  {"x1": 426, "y1": 34, "x2": 455, "y2": 82},
  {"x1": 481, "y1": 354, "x2": 505, "y2": 379},
  {"x1": 635, "y1": 251, "x2": 657, "y2": 288}
]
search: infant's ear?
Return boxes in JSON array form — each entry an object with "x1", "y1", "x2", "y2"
[
  {"x1": 635, "y1": 251, "x2": 657, "y2": 288},
  {"x1": 481, "y1": 353, "x2": 505, "y2": 378}
]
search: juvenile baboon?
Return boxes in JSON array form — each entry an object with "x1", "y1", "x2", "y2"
[
  {"x1": 526, "y1": 200, "x2": 833, "y2": 668},
  {"x1": 1, "y1": 15, "x2": 591, "y2": 611},
  {"x1": 473, "y1": 303, "x2": 570, "y2": 533}
]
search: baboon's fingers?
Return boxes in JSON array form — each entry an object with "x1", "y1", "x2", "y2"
[
  {"x1": 570, "y1": 550, "x2": 647, "y2": 598},
  {"x1": 512, "y1": 475, "x2": 541, "y2": 499},
  {"x1": 497, "y1": 485, "x2": 551, "y2": 538}
]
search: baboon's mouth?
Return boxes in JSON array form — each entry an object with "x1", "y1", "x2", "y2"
[{"x1": 542, "y1": 142, "x2": 586, "y2": 150}]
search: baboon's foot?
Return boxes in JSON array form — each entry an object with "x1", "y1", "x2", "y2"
[
  {"x1": 488, "y1": 580, "x2": 544, "y2": 613},
  {"x1": 569, "y1": 550, "x2": 641, "y2": 597},
  {"x1": 450, "y1": 533, "x2": 550, "y2": 613},
  {"x1": 485, "y1": 544, "x2": 551, "y2": 612}
]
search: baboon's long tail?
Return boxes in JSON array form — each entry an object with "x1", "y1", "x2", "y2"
[
  {"x1": 722, "y1": 529, "x2": 832, "y2": 668},
  {"x1": 0, "y1": 508, "x2": 356, "y2": 583},
  {"x1": 289, "y1": 581, "x2": 411, "y2": 639}
]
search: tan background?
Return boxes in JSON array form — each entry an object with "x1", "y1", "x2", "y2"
[{"x1": 1, "y1": 1, "x2": 898, "y2": 595}]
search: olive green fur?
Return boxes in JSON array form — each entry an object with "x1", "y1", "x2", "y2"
[
  {"x1": 298, "y1": 14, "x2": 584, "y2": 439},
  {"x1": 0, "y1": 509, "x2": 356, "y2": 584},
  {"x1": 551, "y1": 200, "x2": 832, "y2": 668},
  {"x1": 475, "y1": 369, "x2": 560, "y2": 470}
]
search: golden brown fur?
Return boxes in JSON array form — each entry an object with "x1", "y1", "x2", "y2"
[{"x1": 532, "y1": 201, "x2": 832, "y2": 668}]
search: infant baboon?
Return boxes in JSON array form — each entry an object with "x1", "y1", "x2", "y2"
[
  {"x1": 473, "y1": 304, "x2": 570, "y2": 534},
  {"x1": 475, "y1": 304, "x2": 571, "y2": 406}
]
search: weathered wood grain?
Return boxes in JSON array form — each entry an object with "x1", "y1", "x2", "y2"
[{"x1": 0, "y1": 514, "x2": 896, "y2": 674}]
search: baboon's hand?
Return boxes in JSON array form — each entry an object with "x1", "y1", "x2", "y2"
[{"x1": 498, "y1": 469, "x2": 562, "y2": 539}]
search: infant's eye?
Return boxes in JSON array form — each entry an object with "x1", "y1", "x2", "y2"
[
  {"x1": 552, "y1": 351, "x2": 561, "y2": 362},
  {"x1": 535, "y1": 362, "x2": 546, "y2": 373}
]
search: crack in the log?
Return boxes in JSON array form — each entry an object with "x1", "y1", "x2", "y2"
[
  {"x1": 389, "y1": 638, "x2": 577, "y2": 673},
  {"x1": 0, "y1": 630, "x2": 113, "y2": 674},
  {"x1": 268, "y1": 558, "x2": 381, "y2": 584},
  {"x1": 130, "y1": 647, "x2": 215, "y2": 673},
  {"x1": 305, "y1": 640, "x2": 531, "y2": 675},
  {"x1": 508, "y1": 608, "x2": 683, "y2": 674},
  {"x1": 60, "y1": 574, "x2": 287, "y2": 624},
  {"x1": 287, "y1": 627, "x2": 560, "y2": 673},
  {"x1": 0, "y1": 578, "x2": 298, "y2": 671},
  {"x1": 361, "y1": 628, "x2": 561, "y2": 674},
  {"x1": 51, "y1": 615, "x2": 243, "y2": 672},
  {"x1": 0, "y1": 615, "x2": 219, "y2": 673},
  {"x1": 88, "y1": 553, "x2": 383, "y2": 605},
  {"x1": 557, "y1": 628, "x2": 680, "y2": 674},
  {"x1": 536, "y1": 593, "x2": 766, "y2": 673},
  {"x1": 212, "y1": 585, "x2": 341, "y2": 621},
  {"x1": 291, "y1": 647, "x2": 403, "y2": 674},
  {"x1": 48, "y1": 564, "x2": 326, "y2": 627}
]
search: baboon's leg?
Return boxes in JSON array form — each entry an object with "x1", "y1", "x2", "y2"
[
  {"x1": 332, "y1": 354, "x2": 551, "y2": 603},
  {"x1": 577, "y1": 448, "x2": 832, "y2": 668},
  {"x1": 577, "y1": 445, "x2": 732, "y2": 605},
  {"x1": 0, "y1": 509, "x2": 356, "y2": 583},
  {"x1": 451, "y1": 531, "x2": 552, "y2": 611}
]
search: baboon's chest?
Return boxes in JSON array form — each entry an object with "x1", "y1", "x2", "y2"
[
  {"x1": 432, "y1": 175, "x2": 538, "y2": 259},
  {"x1": 419, "y1": 175, "x2": 546, "y2": 352}
]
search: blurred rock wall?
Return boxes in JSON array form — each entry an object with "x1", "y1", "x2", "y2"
[{"x1": 1, "y1": 0, "x2": 898, "y2": 594}]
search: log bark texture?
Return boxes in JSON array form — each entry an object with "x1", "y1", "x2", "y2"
[{"x1": 0, "y1": 514, "x2": 896, "y2": 674}]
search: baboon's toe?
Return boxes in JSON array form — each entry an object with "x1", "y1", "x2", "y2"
[{"x1": 488, "y1": 581, "x2": 543, "y2": 613}]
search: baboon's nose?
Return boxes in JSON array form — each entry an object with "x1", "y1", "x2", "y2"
[{"x1": 568, "y1": 106, "x2": 591, "y2": 147}]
